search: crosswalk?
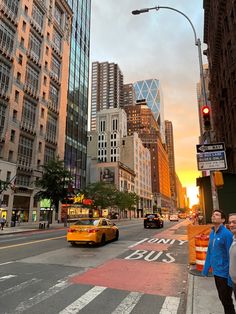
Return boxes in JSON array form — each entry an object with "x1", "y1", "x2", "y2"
[{"x1": 0, "y1": 273, "x2": 181, "y2": 314}]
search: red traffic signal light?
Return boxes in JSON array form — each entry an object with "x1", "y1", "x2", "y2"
[{"x1": 201, "y1": 105, "x2": 211, "y2": 130}]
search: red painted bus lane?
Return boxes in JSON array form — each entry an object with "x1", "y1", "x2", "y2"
[{"x1": 70, "y1": 258, "x2": 187, "y2": 296}]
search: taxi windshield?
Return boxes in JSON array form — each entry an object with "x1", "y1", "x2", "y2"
[{"x1": 74, "y1": 219, "x2": 100, "y2": 226}]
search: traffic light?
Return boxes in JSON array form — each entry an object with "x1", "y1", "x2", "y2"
[
  {"x1": 202, "y1": 105, "x2": 211, "y2": 130},
  {"x1": 213, "y1": 171, "x2": 224, "y2": 187}
]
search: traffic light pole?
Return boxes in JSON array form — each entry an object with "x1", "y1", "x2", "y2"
[{"x1": 132, "y1": 5, "x2": 220, "y2": 212}]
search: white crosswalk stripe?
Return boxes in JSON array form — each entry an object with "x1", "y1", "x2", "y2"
[
  {"x1": 1, "y1": 278, "x2": 42, "y2": 297},
  {"x1": 0, "y1": 273, "x2": 181, "y2": 314},
  {"x1": 111, "y1": 291, "x2": 143, "y2": 314},
  {"x1": 14, "y1": 279, "x2": 72, "y2": 313},
  {"x1": 159, "y1": 296, "x2": 180, "y2": 314},
  {"x1": 59, "y1": 285, "x2": 106, "y2": 314},
  {"x1": 0, "y1": 274, "x2": 17, "y2": 281}
]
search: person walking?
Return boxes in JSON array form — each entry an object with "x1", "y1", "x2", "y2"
[
  {"x1": 202, "y1": 209, "x2": 235, "y2": 314},
  {"x1": 0, "y1": 216, "x2": 6, "y2": 230},
  {"x1": 229, "y1": 213, "x2": 236, "y2": 300}
]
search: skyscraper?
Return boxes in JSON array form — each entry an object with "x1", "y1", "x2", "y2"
[
  {"x1": 90, "y1": 61, "x2": 124, "y2": 131},
  {"x1": 64, "y1": 0, "x2": 91, "y2": 191},
  {"x1": 0, "y1": 0, "x2": 73, "y2": 223},
  {"x1": 165, "y1": 120, "x2": 177, "y2": 207},
  {"x1": 133, "y1": 79, "x2": 165, "y2": 141}
]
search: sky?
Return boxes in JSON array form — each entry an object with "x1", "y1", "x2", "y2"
[{"x1": 90, "y1": 0, "x2": 207, "y2": 207}]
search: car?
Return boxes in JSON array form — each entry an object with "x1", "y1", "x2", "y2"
[
  {"x1": 144, "y1": 213, "x2": 164, "y2": 229},
  {"x1": 67, "y1": 218, "x2": 119, "y2": 246},
  {"x1": 169, "y1": 214, "x2": 179, "y2": 221}
]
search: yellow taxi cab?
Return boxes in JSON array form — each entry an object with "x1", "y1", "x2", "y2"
[{"x1": 67, "y1": 217, "x2": 119, "y2": 246}]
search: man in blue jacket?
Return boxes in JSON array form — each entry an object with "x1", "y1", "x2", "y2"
[{"x1": 203, "y1": 209, "x2": 235, "y2": 314}]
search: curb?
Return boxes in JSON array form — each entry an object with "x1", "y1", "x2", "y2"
[
  {"x1": 186, "y1": 273, "x2": 194, "y2": 314},
  {"x1": 0, "y1": 227, "x2": 67, "y2": 236}
]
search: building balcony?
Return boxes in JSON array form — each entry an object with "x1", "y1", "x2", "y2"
[
  {"x1": 23, "y1": 84, "x2": 39, "y2": 100},
  {"x1": 26, "y1": 50, "x2": 41, "y2": 67},
  {"x1": 20, "y1": 121, "x2": 36, "y2": 134},
  {"x1": 30, "y1": 19, "x2": 44, "y2": 38},
  {"x1": 0, "y1": 86, "x2": 9, "y2": 101},
  {"x1": 45, "y1": 133, "x2": 57, "y2": 144},
  {"x1": 17, "y1": 156, "x2": 32, "y2": 171},
  {"x1": 0, "y1": 2, "x2": 18, "y2": 25},
  {"x1": 51, "y1": 43, "x2": 62, "y2": 59},
  {"x1": 49, "y1": 72, "x2": 61, "y2": 86},
  {"x1": 47, "y1": 100, "x2": 59, "y2": 114},
  {"x1": 0, "y1": 44, "x2": 14, "y2": 61}
]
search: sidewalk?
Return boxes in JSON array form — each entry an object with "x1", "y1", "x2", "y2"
[{"x1": 186, "y1": 267, "x2": 236, "y2": 314}]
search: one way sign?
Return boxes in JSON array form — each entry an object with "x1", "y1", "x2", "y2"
[{"x1": 196, "y1": 142, "x2": 225, "y2": 153}]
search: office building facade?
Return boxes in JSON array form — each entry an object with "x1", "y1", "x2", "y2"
[
  {"x1": 64, "y1": 0, "x2": 91, "y2": 191},
  {"x1": 90, "y1": 61, "x2": 124, "y2": 131},
  {"x1": 0, "y1": 0, "x2": 72, "y2": 223}
]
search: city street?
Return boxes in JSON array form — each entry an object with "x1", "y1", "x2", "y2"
[{"x1": 0, "y1": 219, "x2": 189, "y2": 314}]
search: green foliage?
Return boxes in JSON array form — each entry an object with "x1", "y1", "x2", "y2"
[
  {"x1": 83, "y1": 182, "x2": 118, "y2": 208},
  {"x1": 35, "y1": 157, "x2": 71, "y2": 213},
  {"x1": 115, "y1": 191, "x2": 138, "y2": 210}
]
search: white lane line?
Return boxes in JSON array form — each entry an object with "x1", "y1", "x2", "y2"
[
  {"x1": 14, "y1": 279, "x2": 72, "y2": 313},
  {"x1": 1, "y1": 278, "x2": 42, "y2": 297},
  {"x1": 0, "y1": 275, "x2": 17, "y2": 281},
  {"x1": 0, "y1": 261, "x2": 14, "y2": 266},
  {"x1": 159, "y1": 296, "x2": 180, "y2": 314},
  {"x1": 59, "y1": 286, "x2": 106, "y2": 314},
  {"x1": 111, "y1": 291, "x2": 143, "y2": 314},
  {"x1": 128, "y1": 238, "x2": 149, "y2": 248}
]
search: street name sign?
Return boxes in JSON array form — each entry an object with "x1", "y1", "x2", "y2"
[
  {"x1": 196, "y1": 142, "x2": 225, "y2": 153},
  {"x1": 197, "y1": 151, "x2": 227, "y2": 171}
]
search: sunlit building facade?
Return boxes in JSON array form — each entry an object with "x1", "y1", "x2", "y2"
[
  {"x1": 133, "y1": 79, "x2": 165, "y2": 142},
  {"x1": 0, "y1": 0, "x2": 72, "y2": 223}
]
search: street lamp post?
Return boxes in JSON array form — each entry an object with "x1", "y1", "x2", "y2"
[{"x1": 132, "y1": 5, "x2": 219, "y2": 212}]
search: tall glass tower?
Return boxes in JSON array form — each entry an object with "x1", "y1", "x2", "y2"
[
  {"x1": 65, "y1": 0, "x2": 91, "y2": 190},
  {"x1": 134, "y1": 79, "x2": 165, "y2": 141}
]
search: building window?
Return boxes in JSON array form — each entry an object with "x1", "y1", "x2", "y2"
[
  {"x1": 38, "y1": 141, "x2": 42, "y2": 152},
  {"x1": 6, "y1": 171, "x2": 11, "y2": 182},
  {"x1": 44, "y1": 146, "x2": 55, "y2": 164},
  {"x1": 0, "y1": 61, "x2": 10, "y2": 94},
  {"x1": 18, "y1": 54, "x2": 23, "y2": 65},
  {"x1": 13, "y1": 110, "x2": 17, "y2": 122},
  {"x1": 46, "y1": 114, "x2": 57, "y2": 142},
  {"x1": 52, "y1": 28, "x2": 62, "y2": 51},
  {"x1": 10, "y1": 129, "x2": 15, "y2": 142},
  {"x1": 24, "y1": 5, "x2": 28, "y2": 15},
  {"x1": 22, "y1": 99, "x2": 36, "y2": 126},
  {"x1": 25, "y1": 65, "x2": 39, "y2": 92},
  {"x1": 54, "y1": 5, "x2": 63, "y2": 27},
  {"x1": 15, "y1": 90, "x2": 19, "y2": 102},
  {"x1": 0, "y1": 20, "x2": 14, "y2": 53},
  {"x1": 49, "y1": 84, "x2": 59, "y2": 107},
  {"x1": 51, "y1": 55, "x2": 61, "y2": 80},
  {"x1": 32, "y1": 3, "x2": 44, "y2": 30},
  {"x1": 100, "y1": 120, "x2": 105, "y2": 132},
  {"x1": 28, "y1": 32, "x2": 41, "y2": 60},
  {"x1": 8, "y1": 150, "x2": 13, "y2": 162},
  {"x1": 18, "y1": 135, "x2": 33, "y2": 168},
  {"x1": 4, "y1": 0, "x2": 18, "y2": 17},
  {"x1": 16, "y1": 174, "x2": 30, "y2": 187},
  {"x1": 16, "y1": 72, "x2": 21, "y2": 82},
  {"x1": 46, "y1": 46, "x2": 49, "y2": 55},
  {"x1": 112, "y1": 118, "x2": 118, "y2": 131},
  {"x1": 20, "y1": 37, "x2": 24, "y2": 48},
  {"x1": 0, "y1": 104, "x2": 6, "y2": 137},
  {"x1": 22, "y1": 20, "x2": 26, "y2": 32}
]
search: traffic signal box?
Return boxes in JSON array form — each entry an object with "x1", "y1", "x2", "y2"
[
  {"x1": 213, "y1": 171, "x2": 224, "y2": 187},
  {"x1": 202, "y1": 105, "x2": 211, "y2": 130}
]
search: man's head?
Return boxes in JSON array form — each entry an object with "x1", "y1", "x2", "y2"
[
  {"x1": 229, "y1": 213, "x2": 236, "y2": 235},
  {"x1": 211, "y1": 209, "x2": 226, "y2": 225}
]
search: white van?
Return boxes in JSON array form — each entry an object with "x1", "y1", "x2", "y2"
[{"x1": 169, "y1": 214, "x2": 179, "y2": 221}]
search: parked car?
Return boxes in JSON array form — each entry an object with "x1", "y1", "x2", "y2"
[
  {"x1": 67, "y1": 218, "x2": 119, "y2": 246},
  {"x1": 144, "y1": 214, "x2": 164, "y2": 228},
  {"x1": 169, "y1": 214, "x2": 179, "y2": 221},
  {"x1": 178, "y1": 213, "x2": 187, "y2": 219}
]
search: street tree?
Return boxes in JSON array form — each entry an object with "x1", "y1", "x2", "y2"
[
  {"x1": 116, "y1": 191, "x2": 139, "y2": 218},
  {"x1": 83, "y1": 182, "x2": 118, "y2": 208},
  {"x1": 36, "y1": 157, "x2": 71, "y2": 213}
]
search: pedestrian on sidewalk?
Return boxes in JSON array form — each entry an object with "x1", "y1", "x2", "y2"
[
  {"x1": 202, "y1": 209, "x2": 235, "y2": 314},
  {"x1": 0, "y1": 216, "x2": 6, "y2": 230},
  {"x1": 229, "y1": 213, "x2": 236, "y2": 300}
]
